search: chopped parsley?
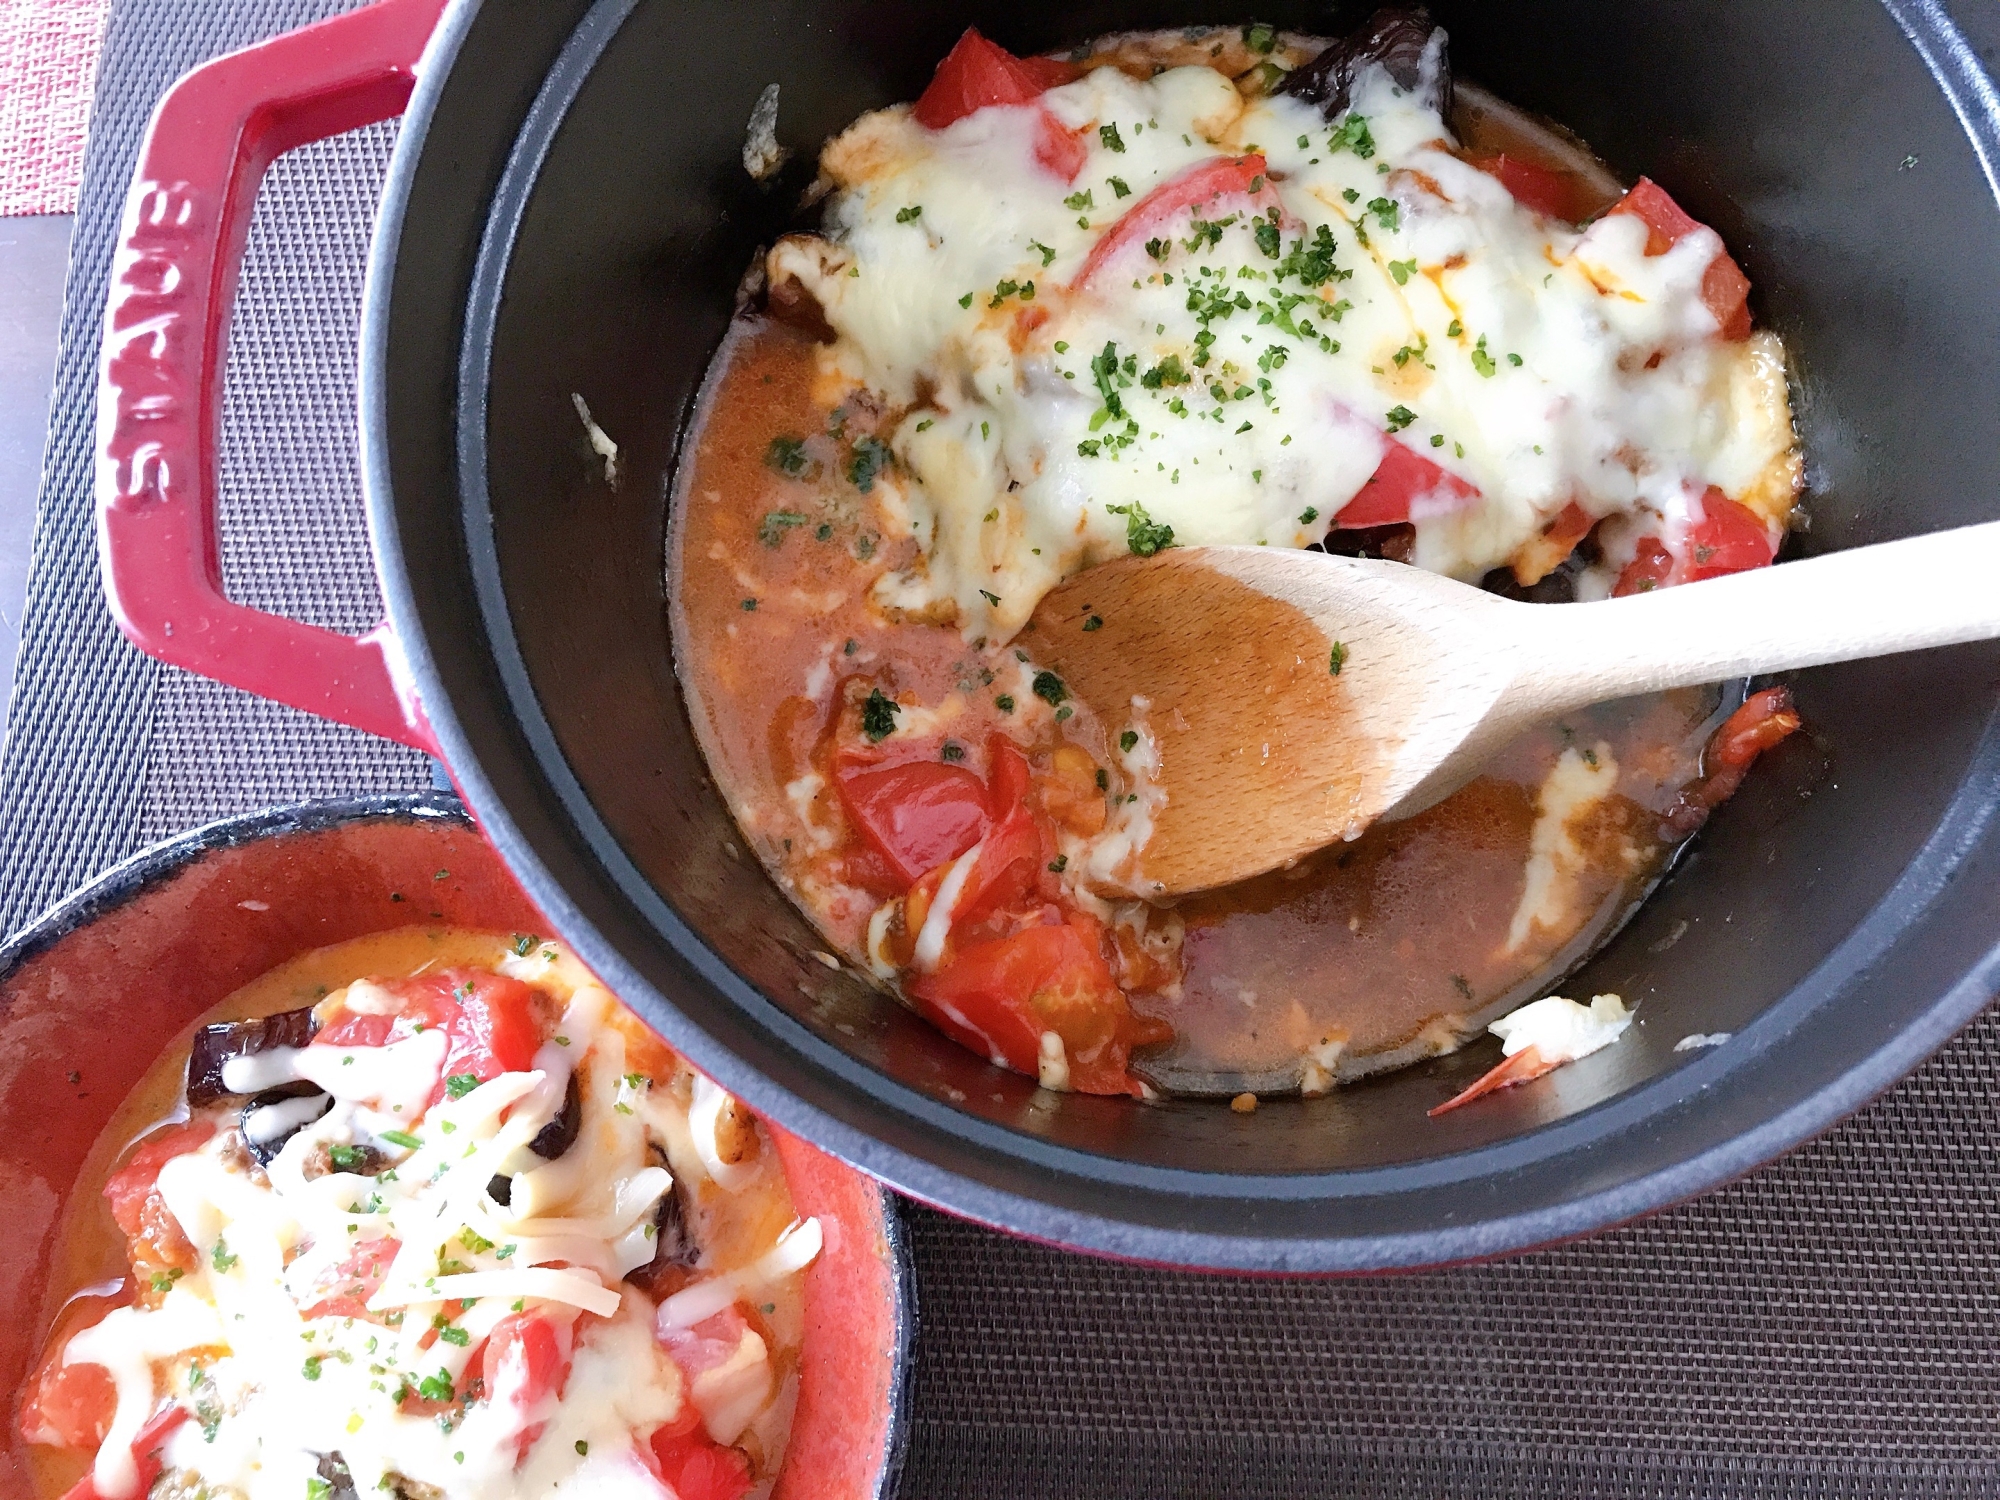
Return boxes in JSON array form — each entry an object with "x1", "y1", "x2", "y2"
[
  {"x1": 1366, "y1": 196, "x2": 1399, "y2": 232},
  {"x1": 1385, "y1": 405, "x2": 1417, "y2": 432},
  {"x1": 1329, "y1": 112, "x2": 1376, "y2": 159},
  {"x1": 1108, "y1": 175, "x2": 1131, "y2": 198},
  {"x1": 1106, "y1": 500, "x2": 1175, "y2": 556},
  {"x1": 1387, "y1": 258, "x2": 1417, "y2": 284},
  {"x1": 1100, "y1": 123, "x2": 1126, "y2": 152},
  {"x1": 380, "y1": 1129, "x2": 423, "y2": 1151},
  {"x1": 1031, "y1": 240, "x2": 1056, "y2": 267},
  {"x1": 437, "y1": 1325, "x2": 471, "y2": 1347},
  {"x1": 1299, "y1": 507, "x2": 1319, "y2": 524},
  {"x1": 941, "y1": 742, "x2": 965, "y2": 762},
  {"x1": 995, "y1": 694, "x2": 1015, "y2": 713},
  {"x1": 1048, "y1": 855, "x2": 1069, "y2": 873},
  {"x1": 958, "y1": 291, "x2": 973, "y2": 308},
  {"x1": 510, "y1": 932, "x2": 538, "y2": 956},
  {"x1": 740, "y1": 597, "x2": 757, "y2": 611},
  {"x1": 847, "y1": 435, "x2": 893, "y2": 493},
  {"x1": 1064, "y1": 189, "x2": 1095, "y2": 212},
  {"x1": 1329, "y1": 641, "x2": 1348, "y2": 675},
  {"x1": 1243, "y1": 21, "x2": 1277, "y2": 53},
  {"x1": 1141, "y1": 354, "x2": 1190, "y2": 389},
  {"x1": 861, "y1": 688, "x2": 899, "y2": 742},
  {"x1": 417, "y1": 1369, "x2": 456, "y2": 1404},
  {"x1": 895, "y1": 204, "x2": 923, "y2": 223},
  {"x1": 757, "y1": 509, "x2": 810, "y2": 547},
  {"x1": 979, "y1": 589, "x2": 1001, "y2": 606},
  {"x1": 1471, "y1": 335, "x2": 1497, "y2": 378},
  {"x1": 1031, "y1": 671, "x2": 1068, "y2": 707},
  {"x1": 764, "y1": 435, "x2": 811, "y2": 478},
  {"x1": 1120, "y1": 729, "x2": 1140, "y2": 752},
  {"x1": 302, "y1": 1355, "x2": 325, "y2": 1382},
  {"x1": 1083, "y1": 614, "x2": 1103, "y2": 631},
  {"x1": 443, "y1": 1073, "x2": 481, "y2": 1100},
  {"x1": 210, "y1": 1237, "x2": 238, "y2": 1272}
]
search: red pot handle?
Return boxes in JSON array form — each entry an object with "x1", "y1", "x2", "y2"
[{"x1": 95, "y1": 0, "x2": 449, "y2": 755}]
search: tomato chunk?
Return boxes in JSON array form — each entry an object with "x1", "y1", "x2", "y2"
[
  {"x1": 20, "y1": 1352, "x2": 117, "y2": 1450},
  {"x1": 1683, "y1": 488, "x2": 1775, "y2": 582},
  {"x1": 650, "y1": 1410, "x2": 754, "y2": 1500},
  {"x1": 1607, "y1": 177, "x2": 1752, "y2": 340},
  {"x1": 912, "y1": 29, "x2": 1076, "y2": 127},
  {"x1": 299, "y1": 1237, "x2": 401, "y2": 1320},
  {"x1": 907, "y1": 914, "x2": 1163, "y2": 1095},
  {"x1": 58, "y1": 1407, "x2": 186, "y2": 1500},
  {"x1": 1073, "y1": 155, "x2": 1278, "y2": 289},
  {"x1": 479, "y1": 1310, "x2": 575, "y2": 1463},
  {"x1": 1710, "y1": 686, "x2": 1802, "y2": 773},
  {"x1": 104, "y1": 1120, "x2": 216, "y2": 1274},
  {"x1": 1337, "y1": 441, "x2": 1481, "y2": 528},
  {"x1": 1473, "y1": 153, "x2": 1593, "y2": 223},
  {"x1": 316, "y1": 968, "x2": 544, "y2": 1103},
  {"x1": 911, "y1": 30, "x2": 1084, "y2": 181},
  {"x1": 1613, "y1": 535, "x2": 1675, "y2": 597},
  {"x1": 835, "y1": 759, "x2": 992, "y2": 886}
]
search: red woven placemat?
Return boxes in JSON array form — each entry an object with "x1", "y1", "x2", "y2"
[{"x1": 0, "y1": 0, "x2": 109, "y2": 215}]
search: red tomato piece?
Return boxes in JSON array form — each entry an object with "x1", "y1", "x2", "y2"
[
  {"x1": 660, "y1": 1305, "x2": 754, "y2": 1386},
  {"x1": 1072, "y1": 155, "x2": 1278, "y2": 289},
  {"x1": 986, "y1": 734, "x2": 1033, "y2": 814},
  {"x1": 835, "y1": 760, "x2": 993, "y2": 887},
  {"x1": 1683, "y1": 488, "x2": 1775, "y2": 582},
  {"x1": 58, "y1": 1407, "x2": 186, "y2": 1500},
  {"x1": 20, "y1": 1352, "x2": 117, "y2": 1450},
  {"x1": 1336, "y1": 441, "x2": 1481, "y2": 528},
  {"x1": 1032, "y1": 112, "x2": 1089, "y2": 182},
  {"x1": 480, "y1": 1310, "x2": 575, "y2": 1463},
  {"x1": 299, "y1": 1237, "x2": 401, "y2": 1320},
  {"x1": 650, "y1": 1410, "x2": 754, "y2": 1500},
  {"x1": 317, "y1": 969, "x2": 544, "y2": 1103},
  {"x1": 1473, "y1": 153, "x2": 1590, "y2": 223},
  {"x1": 1613, "y1": 535, "x2": 1675, "y2": 597},
  {"x1": 1710, "y1": 686, "x2": 1802, "y2": 773},
  {"x1": 907, "y1": 914, "x2": 1158, "y2": 1095},
  {"x1": 103, "y1": 1120, "x2": 216, "y2": 1247},
  {"x1": 911, "y1": 29, "x2": 1076, "y2": 128},
  {"x1": 1607, "y1": 177, "x2": 1752, "y2": 340}
]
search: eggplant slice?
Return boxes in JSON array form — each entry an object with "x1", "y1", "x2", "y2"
[
  {"x1": 186, "y1": 1004, "x2": 319, "y2": 1105},
  {"x1": 627, "y1": 1177, "x2": 702, "y2": 1294},
  {"x1": 527, "y1": 1070, "x2": 584, "y2": 1160},
  {"x1": 1279, "y1": 6, "x2": 1450, "y2": 120},
  {"x1": 240, "y1": 1084, "x2": 334, "y2": 1167}
]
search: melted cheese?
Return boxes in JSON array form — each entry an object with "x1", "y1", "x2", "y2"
[
  {"x1": 60, "y1": 969, "x2": 820, "y2": 1500},
  {"x1": 1488, "y1": 991, "x2": 1632, "y2": 1063},
  {"x1": 770, "y1": 49, "x2": 1799, "y2": 638}
]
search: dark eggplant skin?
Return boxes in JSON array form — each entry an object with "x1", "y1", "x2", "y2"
[
  {"x1": 186, "y1": 1004, "x2": 320, "y2": 1105},
  {"x1": 1278, "y1": 7, "x2": 1451, "y2": 122},
  {"x1": 316, "y1": 1453, "x2": 359, "y2": 1500},
  {"x1": 627, "y1": 1177, "x2": 701, "y2": 1295},
  {"x1": 527, "y1": 1069, "x2": 583, "y2": 1160},
  {"x1": 241, "y1": 1083, "x2": 333, "y2": 1167}
]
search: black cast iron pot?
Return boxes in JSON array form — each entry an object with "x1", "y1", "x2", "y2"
[{"x1": 93, "y1": 0, "x2": 2000, "y2": 1270}]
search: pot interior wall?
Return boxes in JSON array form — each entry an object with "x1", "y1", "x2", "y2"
[{"x1": 411, "y1": 0, "x2": 2000, "y2": 1221}]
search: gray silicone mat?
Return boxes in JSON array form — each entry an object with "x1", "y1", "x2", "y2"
[{"x1": 8, "y1": 2, "x2": 2000, "y2": 1494}]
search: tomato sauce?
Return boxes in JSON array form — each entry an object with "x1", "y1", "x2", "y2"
[{"x1": 671, "y1": 322, "x2": 1730, "y2": 1096}]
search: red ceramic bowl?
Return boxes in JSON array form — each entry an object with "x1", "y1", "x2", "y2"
[{"x1": 0, "y1": 793, "x2": 913, "y2": 1500}]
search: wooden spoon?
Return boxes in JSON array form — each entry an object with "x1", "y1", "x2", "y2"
[{"x1": 1016, "y1": 521, "x2": 2000, "y2": 897}]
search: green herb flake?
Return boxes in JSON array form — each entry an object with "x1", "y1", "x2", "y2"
[
  {"x1": 1032, "y1": 671, "x2": 1068, "y2": 708},
  {"x1": 302, "y1": 1355, "x2": 324, "y2": 1382},
  {"x1": 1105, "y1": 500, "x2": 1175, "y2": 556},
  {"x1": 1385, "y1": 405, "x2": 1417, "y2": 433},
  {"x1": 211, "y1": 1238, "x2": 238, "y2": 1273},
  {"x1": 1032, "y1": 240, "x2": 1057, "y2": 267},
  {"x1": 1100, "y1": 123, "x2": 1126, "y2": 152},
  {"x1": 995, "y1": 694, "x2": 1015, "y2": 713},
  {"x1": 847, "y1": 434, "x2": 893, "y2": 493},
  {"x1": 1329, "y1": 113, "x2": 1376, "y2": 160},
  {"x1": 1329, "y1": 642, "x2": 1348, "y2": 675},
  {"x1": 380, "y1": 1129, "x2": 423, "y2": 1151},
  {"x1": 444, "y1": 1073, "x2": 481, "y2": 1100},
  {"x1": 757, "y1": 510, "x2": 810, "y2": 547},
  {"x1": 861, "y1": 688, "x2": 899, "y2": 742},
  {"x1": 1119, "y1": 729, "x2": 1140, "y2": 752},
  {"x1": 958, "y1": 292, "x2": 974, "y2": 309},
  {"x1": 1048, "y1": 855, "x2": 1069, "y2": 874},
  {"x1": 1108, "y1": 175, "x2": 1131, "y2": 198},
  {"x1": 1064, "y1": 189, "x2": 1095, "y2": 212},
  {"x1": 765, "y1": 435, "x2": 811, "y2": 478},
  {"x1": 895, "y1": 204, "x2": 923, "y2": 223},
  {"x1": 417, "y1": 1369, "x2": 456, "y2": 1404}
]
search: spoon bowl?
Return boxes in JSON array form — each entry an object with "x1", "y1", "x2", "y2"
[{"x1": 1021, "y1": 520, "x2": 2000, "y2": 895}]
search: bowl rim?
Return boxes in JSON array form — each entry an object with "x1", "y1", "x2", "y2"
[{"x1": 361, "y1": 0, "x2": 2000, "y2": 1272}]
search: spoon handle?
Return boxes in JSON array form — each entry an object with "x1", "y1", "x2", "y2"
[{"x1": 1518, "y1": 519, "x2": 2000, "y2": 712}]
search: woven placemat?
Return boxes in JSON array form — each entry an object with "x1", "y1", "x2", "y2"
[{"x1": 7, "y1": 2, "x2": 2000, "y2": 1494}]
